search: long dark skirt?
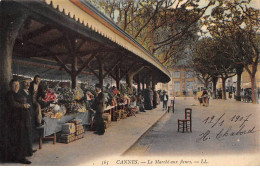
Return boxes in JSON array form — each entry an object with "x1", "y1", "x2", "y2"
[
  {"x1": 4, "y1": 117, "x2": 33, "y2": 161},
  {"x1": 94, "y1": 113, "x2": 105, "y2": 135}
]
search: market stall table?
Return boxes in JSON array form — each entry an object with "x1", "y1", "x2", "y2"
[{"x1": 39, "y1": 111, "x2": 90, "y2": 149}]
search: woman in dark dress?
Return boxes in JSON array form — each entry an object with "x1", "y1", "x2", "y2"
[
  {"x1": 4, "y1": 79, "x2": 32, "y2": 164},
  {"x1": 91, "y1": 84, "x2": 105, "y2": 135}
]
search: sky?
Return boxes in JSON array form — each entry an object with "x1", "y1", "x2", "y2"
[
  {"x1": 198, "y1": 0, "x2": 260, "y2": 37},
  {"x1": 200, "y1": 0, "x2": 260, "y2": 14}
]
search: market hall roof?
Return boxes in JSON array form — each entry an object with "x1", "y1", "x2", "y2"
[{"x1": 10, "y1": 0, "x2": 171, "y2": 83}]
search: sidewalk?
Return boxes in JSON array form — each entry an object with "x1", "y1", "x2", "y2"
[
  {"x1": 1, "y1": 103, "x2": 167, "y2": 166},
  {"x1": 125, "y1": 97, "x2": 260, "y2": 165}
]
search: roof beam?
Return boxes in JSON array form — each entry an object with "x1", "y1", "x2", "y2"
[
  {"x1": 52, "y1": 55, "x2": 71, "y2": 74},
  {"x1": 119, "y1": 62, "x2": 136, "y2": 81},
  {"x1": 23, "y1": 25, "x2": 52, "y2": 41},
  {"x1": 43, "y1": 36, "x2": 66, "y2": 47},
  {"x1": 76, "y1": 53, "x2": 97, "y2": 76},
  {"x1": 13, "y1": 59, "x2": 92, "y2": 75},
  {"x1": 86, "y1": 64, "x2": 99, "y2": 78},
  {"x1": 76, "y1": 39, "x2": 86, "y2": 52},
  {"x1": 103, "y1": 58, "x2": 121, "y2": 79}
]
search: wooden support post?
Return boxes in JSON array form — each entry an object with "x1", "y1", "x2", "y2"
[
  {"x1": 126, "y1": 73, "x2": 130, "y2": 87},
  {"x1": 137, "y1": 75, "x2": 140, "y2": 94},
  {"x1": 116, "y1": 79, "x2": 120, "y2": 90},
  {"x1": 116, "y1": 66, "x2": 120, "y2": 90},
  {"x1": 149, "y1": 76, "x2": 153, "y2": 88},
  {"x1": 142, "y1": 81, "x2": 145, "y2": 90},
  {"x1": 71, "y1": 74, "x2": 77, "y2": 89},
  {"x1": 71, "y1": 53, "x2": 78, "y2": 89},
  {"x1": 152, "y1": 80, "x2": 157, "y2": 108},
  {"x1": 120, "y1": 63, "x2": 136, "y2": 80},
  {"x1": 146, "y1": 81, "x2": 150, "y2": 89},
  {"x1": 127, "y1": 66, "x2": 144, "y2": 95},
  {"x1": 97, "y1": 57, "x2": 104, "y2": 89},
  {"x1": 126, "y1": 72, "x2": 133, "y2": 95}
]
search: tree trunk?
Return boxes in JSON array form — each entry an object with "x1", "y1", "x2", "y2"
[
  {"x1": 243, "y1": 62, "x2": 258, "y2": 104},
  {"x1": 221, "y1": 77, "x2": 227, "y2": 100},
  {"x1": 203, "y1": 80, "x2": 208, "y2": 89},
  {"x1": 212, "y1": 77, "x2": 218, "y2": 99},
  {"x1": 250, "y1": 75, "x2": 257, "y2": 104},
  {"x1": 236, "y1": 70, "x2": 242, "y2": 101},
  {"x1": 0, "y1": 4, "x2": 27, "y2": 156},
  {"x1": 0, "y1": 7, "x2": 27, "y2": 101}
]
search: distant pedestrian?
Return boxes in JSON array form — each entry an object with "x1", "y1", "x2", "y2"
[
  {"x1": 162, "y1": 90, "x2": 168, "y2": 110},
  {"x1": 201, "y1": 88, "x2": 209, "y2": 106},
  {"x1": 241, "y1": 89, "x2": 244, "y2": 102}
]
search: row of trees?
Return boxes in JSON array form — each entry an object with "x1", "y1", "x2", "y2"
[
  {"x1": 86, "y1": 0, "x2": 259, "y2": 103},
  {"x1": 86, "y1": 0, "x2": 213, "y2": 66},
  {"x1": 193, "y1": 0, "x2": 259, "y2": 103}
]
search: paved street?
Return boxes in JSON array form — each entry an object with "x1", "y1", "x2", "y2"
[
  {"x1": 1, "y1": 97, "x2": 259, "y2": 166},
  {"x1": 124, "y1": 97, "x2": 260, "y2": 165}
]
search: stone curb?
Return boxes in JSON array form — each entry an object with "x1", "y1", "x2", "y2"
[{"x1": 121, "y1": 109, "x2": 169, "y2": 155}]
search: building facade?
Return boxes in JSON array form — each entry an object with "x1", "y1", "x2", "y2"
[{"x1": 156, "y1": 67, "x2": 202, "y2": 97}]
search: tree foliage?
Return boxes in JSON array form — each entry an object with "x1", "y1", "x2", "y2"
[
  {"x1": 85, "y1": 0, "x2": 213, "y2": 67},
  {"x1": 193, "y1": 37, "x2": 217, "y2": 87},
  {"x1": 202, "y1": 0, "x2": 259, "y2": 103}
]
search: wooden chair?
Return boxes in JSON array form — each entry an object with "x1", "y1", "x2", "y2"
[
  {"x1": 178, "y1": 108, "x2": 192, "y2": 133},
  {"x1": 168, "y1": 98, "x2": 175, "y2": 113}
]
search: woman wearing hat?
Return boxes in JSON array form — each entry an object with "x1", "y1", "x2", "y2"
[{"x1": 91, "y1": 84, "x2": 105, "y2": 135}]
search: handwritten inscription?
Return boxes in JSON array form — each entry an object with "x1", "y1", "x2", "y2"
[{"x1": 197, "y1": 113, "x2": 257, "y2": 142}]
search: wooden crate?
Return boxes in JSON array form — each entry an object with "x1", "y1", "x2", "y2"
[
  {"x1": 70, "y1": 119, "x2": 82, "y2": 125},
  {"x1": 112, "y1": 110, "x2": 120, "y2": 121},
  {"x1": 103, "y1": 113, "x2": 111, "y2": 123},
  {"x1": 58, "y1": 134, "x2": 75, "y2": 144},
  {"x1": 121, "y1": 113, "x2": 127, "y2": 119},
  {"x1": 75, "y1": 125, "x2": 84, "y2": 130},
  {"x1": 62, "y1": 123, "x2": 75, "y2": 130},
  {"x1": 75, "y1": 133, "x2": 84, "y2": 140},
  {"x1": 75, "y1": 128, "x2": 85, "y2": 136}
]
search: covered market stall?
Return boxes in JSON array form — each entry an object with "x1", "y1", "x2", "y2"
[{"x1": 0, "y1": 0, "x2": 170, "y2": 149}]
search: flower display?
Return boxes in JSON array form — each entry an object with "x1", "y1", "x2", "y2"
[
  {"x1": 41, "y1": 89, "x2": 57, "y2": 103},
  {"x1": 73, "y1": 87, "x2": 84, "y2": 100},
  {"x1": 55, "y1": 87, "x2": 74, "y2": 102},
  {"x1": 112, "y1": 88, "x2": 120, "y2": 96},
  {"x1": 42, "y1": 104, "x2": 66, "y2": 119}
]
